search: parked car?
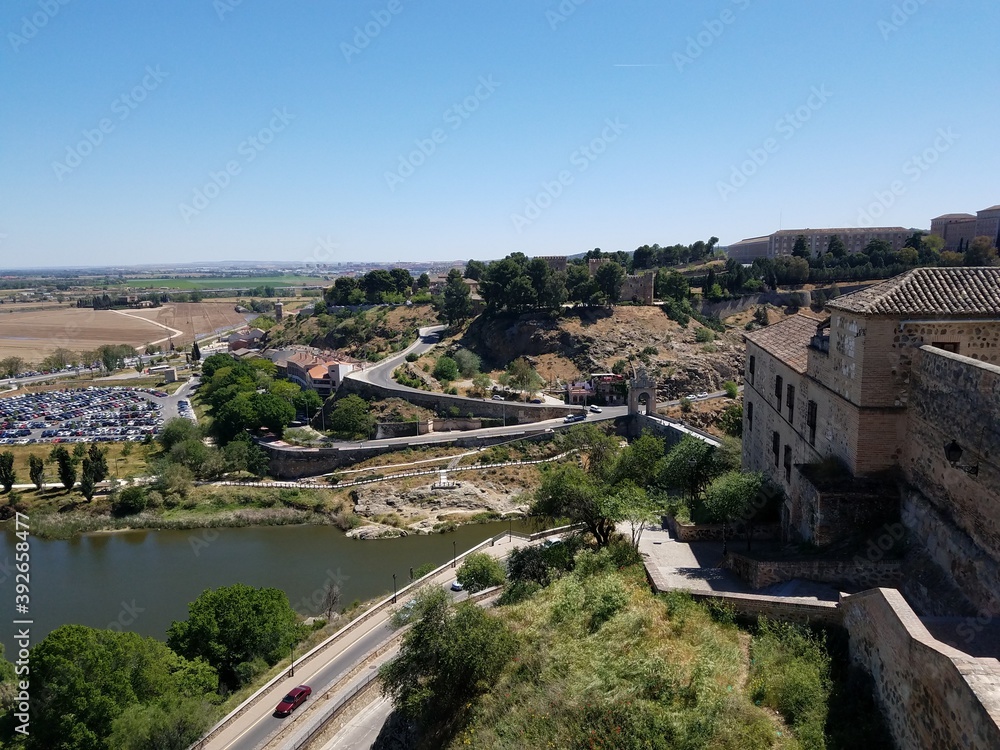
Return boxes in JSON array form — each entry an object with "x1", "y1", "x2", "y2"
[
  {"x1": 564, "y1": 414, "x2": 586, "y2": 423},
  {"x1": 589, "y1": 405, "x2": 603, "y2": 413},
  {"x1": 274, "y1": 685, "x2": 312, "y2": 716},
  {"x1": 697, "y1": 392, "x2": 709, "y2": 399},
  {"x1": 450, "y1": 581, "x2": 464, "y2": 592},
  {"x1": 491, "y1": 394, "x2": 504, "y2": 401}
]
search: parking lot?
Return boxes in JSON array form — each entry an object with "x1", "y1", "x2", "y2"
[{"x1": 0, "y1": 386, "x2": 165, "y2": 445}]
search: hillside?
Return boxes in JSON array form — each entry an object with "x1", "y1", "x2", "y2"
[{"x1": 456, "y1": 306, "x2": 745, "y2": 400}]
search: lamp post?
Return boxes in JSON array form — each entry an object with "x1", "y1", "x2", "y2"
[
  {"x1": 452, "y1": 541, "x2": 456, "y2": 568},
  {"x1": 944, "y1": 439, "x2": 979, "y2": 476},
  {"x1": 409, "y1": 566, "x2": 414, "y2": 582},
  {"x1": 392, "y1": 573, "x2": 397, "y2": 604},
  {"x1": 289, "y1": 641, "x2": 295, "y2": 678},
  {"x1": 508, "y1": 517, "x2": 512, "y2": 542},
  {"x1": 114, "y1": 458, "x2": 125, "y2": 478}
]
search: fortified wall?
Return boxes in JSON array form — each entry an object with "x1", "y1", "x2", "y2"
[
  {"x1": 339, "y1": 376, "x2": 580, "y2": 424},
  {"x1": 902, "y1": 346, "x2": 1000, "y2": 614}
]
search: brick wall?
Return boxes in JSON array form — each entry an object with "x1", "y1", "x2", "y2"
[{"x1": 842, "y1": 588, "x2": 1000, "y2": 750}]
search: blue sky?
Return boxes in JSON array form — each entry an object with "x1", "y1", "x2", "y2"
[{"x1": 1, "y1": 0, "x2": 998, "y2": 268}]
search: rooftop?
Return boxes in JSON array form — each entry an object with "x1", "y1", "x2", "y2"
[
  {"x1": 743, "y1": 314, "x2": 821, "y2": 373},
  {"x1": 827, "y1": 267, "x2": 1000, "y2": 316},
  {"x1": 933, "y1": 213, "x2": 976, "y2": 220},
  {"x1": 772, "y1": 227, "x2": 909, "y2": 237}
]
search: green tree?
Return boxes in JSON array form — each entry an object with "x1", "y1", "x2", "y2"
[
  {"x1": 49, "y1": 445, "x2": 78, "y2": 490},
  {"x1": 251, "y1": 391, "x2": 295, "y2": 436},
  {"x1": 380, "y1": 588, "x2": 515, "y2": 729},
  {"x1": 328, "y1": 394, "x2": 374, "y2": 439},
  {"x1": 655, "y1": 270, "x2": 689, "y2": 302},
  {"x1": 294, "y1": 388, "x2": 323, "y2": 420},
  {"x1": 108, "y1": 695, "x2": 215, "y2": 750},
  {"x1": 791, "y1": 235, "x2": 811, "y2": 259},
  {"x1": 0, "y1": 356, "x2": 25, "y2": 378},
  {"x1": 608, "y1": 482, "x2": 655, "y2": 550},
  {"x1": 28, "y1": 624, "x2": 217, "y2": 750},
  {"x1": 79, "y1": 444, "x2": 109, "y2": 500},
  {"x1": 433, "y1": 356, "x2": 460, "y2": 382},
  {"x1": 965, "y1": 235, "x2": 999, "y2": 266},
  {"x1": 452, "y1": 349, "x2": 481, "y2": 378},
  {"x1": 594, "y1": 261, "x2": 626, "y2": 305},
  {"x1": 826, "y1": 235, "x2": 847, "y2": 259},
  {"x1": 612, "y1": 432, "x2": 665, "y2": 490},
  {"x1": 390, "y1": 268, "x2": 414, "y2": 296},
  {"x1": 167, "y1": 584, "x2": 301, "y2": 690},
  {"x1": 417, "y1": 272, "x2": 432, "y2": 289},
  {"x1": 703, "y1": 471, "x2": 764, "y2": 554},
  {"x1": 533, "y1": 463, "x2": 618, "y2": 547},
  {"x1": 470, "y1": 372, "x2": 492, "y2": 397},
  {"x1": 159, "y1": 418, "x2": 200, "y2": 452},
  {"x1": 190, "y1": 340, "x2": 201, "y2": 362},
  {"x1": 456, "y1": 553, "x2": 506, "y2": 593},
  {"x1": 441, "y1": 268, "x2": 473, "y2": 325},
  {"x1": 28, "y1": 453, "x2": 45, "y2": 490},
  {"x1": 658, "y1": 436, "x2": 719, "y2": 505},
  {"x1": 0, "y1": 451, "x2": 14, "y2": 492},
  {"x1": 723, "y1": 380, "x2": 739, "y2": 398},
  {"x1": 112, "y1": 486, "x2": 148, "y2": 516},
  {"x1": 718, "y1": 403, "x2": 744, "y2": 438},
  {"x1": 501, "y1": 357, "x2": 544, "y2": 400},
  {"x1": 464, "y1": 260, "x2": 486, "y2": 280}
]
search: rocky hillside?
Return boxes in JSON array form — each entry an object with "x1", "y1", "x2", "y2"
[{"x1": 460, "y1": 306, "x2": 745, "y2": 400}]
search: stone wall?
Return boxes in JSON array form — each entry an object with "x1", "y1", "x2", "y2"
[
  {"x1": 724, "y1": 552, "x2": 902, "y2": 590},
  {"x1": 903, "y1": 346, "x2": 1000, "y2": 615},
  {"x1": 842, "y1": 588, "x2": 1000, "y2": 750},
  {"x1": 630, "y1": 413, "x2": 720, "y2": 449},
  {"x1": 340, "y1": 376, "x2": 581, "y2": 424},
  {"x1": 661, "y1": 515, "x2": 780, "y2": 543},
  {"x1": 374, "y1": 421, "x2": 426, "y2": 440},
  {"x1": 686, "y1": 591, "x2": 842, "y2": 627}
]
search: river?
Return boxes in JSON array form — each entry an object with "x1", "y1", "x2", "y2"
[{"x1": 0, "y1": 519, "x2": 545, "y2": 655}]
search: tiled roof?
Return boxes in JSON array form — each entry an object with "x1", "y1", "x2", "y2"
[
  {"x1": 982, "y1": 205, "x2": 1000, "y2": 212},
  {"x1": 827, "y1": 267, "x2": 1000, "y2": 316},
  {"x1": 933, "y1": 213, "x2": 975, "y2": 220},
  {"x1": 743, "y1": 315, "x2": 820, "y2": 374}
]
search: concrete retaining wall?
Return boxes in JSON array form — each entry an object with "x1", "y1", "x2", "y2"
[{"x1": 724, "y1": 552, "x2": 903, "y2": 590}]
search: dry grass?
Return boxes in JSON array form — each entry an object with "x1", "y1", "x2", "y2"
[{"x1": 0, "y1": 307, "x2": 168, "y2": 360}]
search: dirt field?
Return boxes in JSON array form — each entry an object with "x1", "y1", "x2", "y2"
[
  {"x1": 0, "y1": 302, "x2": 255, "y2": 362},
  {"x1": 0, "y1": 308, "x2": 168, "y2": 361},
  {"x1": 126, "y1": 302, "x2": 254, "y2": 346}
]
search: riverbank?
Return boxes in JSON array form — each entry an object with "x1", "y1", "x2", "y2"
[{"x1": 2, "y1": 463, "x2": 545, "y2": 540}]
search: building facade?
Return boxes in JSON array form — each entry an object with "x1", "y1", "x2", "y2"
[
  {"x1": 929, "y1": 204, "x2": 1000, "y2": 252},
  {"x1": 742, "y1": 267, "x2": 1000, "y2": 545}
]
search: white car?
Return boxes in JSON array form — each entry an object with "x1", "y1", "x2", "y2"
[
  {"x1": 589, "y1": 405, "x2": 602, "y2": 413},
  {"x1": 450, "y1": 581, "x2": 464, "y2": 592},
  {"x1": 697, "y1": 392, "x2": 709, "y2": 399}
]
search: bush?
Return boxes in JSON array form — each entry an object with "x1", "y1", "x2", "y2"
[
  {"x1": 679, "y1": 397, "x2": 692, "y2": 413},
  {"x1": 453, "y1": 349, "x2": 481, "y2": 377},
  {"x1": 456, "y1": 552, "x2": 506, "y2": 593},
  {"x1": 723, "y1": 380, "x2": 739, "y2": 398},
  {"x1": 112, "y1": 486, "x2": 148, "y2": 516},
  {"x1": 433, "y1": 356, "x2": 459, "y2": 382},
  {"x1": 405, "y1": 352, "x2": 419, "y2": 362},
  {"x1": 695, "y1": 327, "x2": 715, "y2": 343}
]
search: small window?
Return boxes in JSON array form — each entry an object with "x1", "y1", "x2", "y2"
[
  {"x1": 748, "y1": 355, "x2": 756, "y2": 385},
  {"x1": 786, "y1": 385, "x2": 795, "y2": 423},
  {"x1": 772, "y1": 431, "x2": 780, "y2": 467},
  {"x1": 783, "y1": 445, "x2": 792, "y2": 483},
  {"x1": 807, "y1": 401, "x2": 817, "y2": 446},
  {"x1": 747, "y1": 401, "x2": 754, "y2": 432},
  {"x1": 774, "y1": 375, "x2": 783, "y2": 403}
]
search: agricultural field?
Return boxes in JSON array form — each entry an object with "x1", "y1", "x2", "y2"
[
  {"x1": 120, "y1": 275, "x2": 329, "y2": 290},
  {"x1": 0, "y1": 307, "x2": 167, "y2": 361},
  {"x1": 0, "y1": 302, "x2": 255, "y2": 361},
  {"x1": 125, "y1": 302, "x2": 255, "y2": 346}
]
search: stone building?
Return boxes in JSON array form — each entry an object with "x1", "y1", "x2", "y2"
[
  {"x1": 534, "y1": 255, "x2": 568, "y2": 272},
  {"x1": 727, "y1": 226, "x2": 911, "y2": 261},
  {"x1": 742, "y1": 268, "x2": 1000, "y2": 559},
  {"x1": 621, "y1": 271, "x2": 655, "y2": 305},
  {"x1": 929, "y1": 204, "x2": 1000, "y2": 252}
]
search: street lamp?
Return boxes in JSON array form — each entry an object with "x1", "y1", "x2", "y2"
[
  {"x1": 392, "y1": 573, "x2": 397, "y2": 604},
  {"x1": 409, "y1": 566, "x2": 414, "y2": 582},
  {"x1": 114, "y1": 458, "x2": 125, "y2": 478},
  {"x1": 508, "y1": 517, "x2": 512, "y2": 542},
  {"x1": 289, "y1": 641, "x2": 295, "y2": 678},
  {"x1": 452, "y1": 541, "x2": 457, "y2": 568},
  {"x1": 944, "y1": 439, "x2": 979, "y2": 476}
]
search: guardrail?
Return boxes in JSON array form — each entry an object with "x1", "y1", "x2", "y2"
[{"x1": 187, "y1": 524, "x2": 581, "y2": 749}]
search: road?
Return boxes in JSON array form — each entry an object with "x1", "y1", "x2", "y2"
[
  {"x1": 201, "y1": 534, "x2": 526, "y2": 750},
  {"x1": 319, "y1": 694, "x2": 393, "y2": 750}
]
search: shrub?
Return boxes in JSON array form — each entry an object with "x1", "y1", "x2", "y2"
[
  {"x1": 679, "y1": 397, "x2": 692, "y2": 413},
  {"x1": 456, "y1": 553, "x2": 506, "y2": 593},
  {"x1": 695, "y1": 327, "x2": 715, "y2": 343},
  {"x1": 111, "y1": 485, "x2": 148, "y2": 516},
  {"x1": 433, "y1": 356, "x2": 459, "y2": 382},
  {"x1": 723, "y1": 380, "x2": 739, "y2": 398},
  {"x1": 453, "y1": 349, "x2": 481, "y2": 378},
  {"x1": 405, "y1": 352, "x2": 419, "y2": 362}
]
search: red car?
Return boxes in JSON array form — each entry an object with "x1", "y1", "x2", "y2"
[{"x1": 274, "y1": 685, "x2": 312, "y2": 716}]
